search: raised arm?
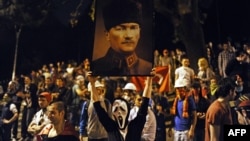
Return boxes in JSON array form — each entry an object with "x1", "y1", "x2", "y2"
[
  {"x1": 86, "y1": 71, "x2": 116, "y2": 132},
  {"x1": 86, "y1": 72, "x2": 99, "y2": 102},
  {"x1": 142, "y1": 68, "x2": 155, "y2": 99}
]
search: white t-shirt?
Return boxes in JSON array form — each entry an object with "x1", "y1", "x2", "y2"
[
  {"x1": 31, "y1": 109, "x2": 50, "y2": 125},
  {"x1": 175, "y1": 66, "x2": 195, "y2": 88}
]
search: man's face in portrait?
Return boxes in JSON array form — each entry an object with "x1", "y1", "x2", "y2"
[{"x1": 106, "y1": 22, "x2": 140, "y2": 55}]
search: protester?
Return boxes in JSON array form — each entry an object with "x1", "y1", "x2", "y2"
[
  {"x1": 0, "y1": 93, "x2": 18, "y2": 141},
  {"x1": 189, "y1": 81, "x2": 210, "y2": 141},
  {"x1": 6, "y1": 79, "x2": 23, "y2": 141},
  {"x1": 205, "y1": 77, "x2": 236, "y2": 141},
  {"x1": 79, "y1": 80, "x2": 112, "y2": 141},
  {"x1": 27, "y1": 92, "x2": 52, "y2": 141},
  {"x1": 70, "y1": 75, "x2": 88, "y2": 128},
  {"x1": 38, "y1": 101, "x2": 79, "y2": 141},
  {"x1": 21, "y1": 75, "x2": 39, "y2": 140},
  {"x1": 129, "y1": 93, "x2": 156, "y2": 141},
  {"x1": 225, "y1": 49, "x2": 249, "y2": 94},
  {"x1": 151, "y1": 83, "x2": 170, "y2": 141},
  {"x1": 175, "y1": 56, "x2": 195, "y2": 89},
  {"x1": 169, "y1": 79, "x2": 197, "y2": 141},
  {"x1": 122, "y1": 82, "x2": 137, "y2": 107},
  {"x1": 87, "y1": 68, "x2": 154, "y2": 141},
  {"x1": 235, "y1": 100, "x2": 250, "y2": 125}
]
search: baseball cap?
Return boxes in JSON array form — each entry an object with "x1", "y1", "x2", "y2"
[
  {"x1": 88, "y1": 80, "x2": 104, "y2": 91},
  {"x1": 76, "y1": 75, "x2": 84, "y2": 80},
  {"x1": 39, "y1": 92, "x2": 52, "y2": 103}
]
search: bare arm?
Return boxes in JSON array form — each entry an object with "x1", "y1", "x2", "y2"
[
  {"x1": 75, "y1": 86, "x2": 88, "y2": 97},
  {"x1": 189, "y1": 110, "x2": 197, "y2": 139},
  {"x1": 3, "y1": 112, "x2": 18, "y2": 124},
  {"x1": 191, "y1": 70, "x2": 195, "y2": 83},
  {"x1": 86, "y1": 72, "x2": 99, "y2": 102},
  {"x1": 142, "y1": 68, "x2": 155, "y2": 98},
  {"x1": 2, "y1": 104, "x2": 18, "y2": 124},
  {"x1": 142, "y1": 76, "x2": 152, "y2": 99},
  {"x1": 209, "y1": 124, "x2": 220, "y2": 141},
  {"x1": 236, "y1": 110, "x2": 250, "y2": 125},
  {"x1": 28, "y1": 121, "x2": 47, "y2": 135}
]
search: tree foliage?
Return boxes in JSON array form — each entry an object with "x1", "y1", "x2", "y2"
[
  {"x1": 154, "y1": 0, "x2": 214, "y2": 70},
  {"x1": 0, "y1": 0, "x2": 51, "y2": 28},
  {"x1": 0, "y1": 0, "x2": 215, "y2": 71}
]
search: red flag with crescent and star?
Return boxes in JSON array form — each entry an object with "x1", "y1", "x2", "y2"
[{"x1": 130, "y1": 66, "x2": 172, "y2": 93}]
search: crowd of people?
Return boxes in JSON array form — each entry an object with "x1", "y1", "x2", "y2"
[
  {"x1": 1, "y1": 0, "x2": 250, "y2": 140},
  {"x1": 155, "y1": 39, "x2": 250, "y2": 141},
  {"x1": 0, "y1": 39, "x2": 249, "y2": 141}
]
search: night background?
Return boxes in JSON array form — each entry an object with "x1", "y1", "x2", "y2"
[{"x1": 0, "y1": 0, "x2": 250, "y2": 82}]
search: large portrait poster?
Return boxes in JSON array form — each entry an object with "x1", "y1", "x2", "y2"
[{"x1": 91, "y1": 0, "x2": 153, "y2": 76}]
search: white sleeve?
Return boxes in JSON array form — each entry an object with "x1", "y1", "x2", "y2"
[{"x1": 10, "y1": 103, "x2": 18, "y2": 114}]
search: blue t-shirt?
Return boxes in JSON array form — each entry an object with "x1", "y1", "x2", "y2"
[{"x1": 174, "y1": 96, "x2": 196, "y2": 131}]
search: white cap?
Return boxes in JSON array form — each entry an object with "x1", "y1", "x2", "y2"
[
  {"x1": 174, "y1": 79, "x2": 186, "y2": 88},
  {"x1": 76, "y1": 75, "x2": 84, "y2": 80},
  {"x1": 123, "y1": 83, "x2": 137, "y2": 91},
  {"x1": 88, "y1": 80, "x2": 104, "y2": 91}
]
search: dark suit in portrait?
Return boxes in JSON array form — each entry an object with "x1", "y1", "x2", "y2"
[{"x1": 92, "y1": 47, "x2": 152, "y2": 76}]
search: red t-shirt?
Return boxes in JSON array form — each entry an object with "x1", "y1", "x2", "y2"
[{"x1": 205, "y1": 100, "x2": 232, "y2": 141}]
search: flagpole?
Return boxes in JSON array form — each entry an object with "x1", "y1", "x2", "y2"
[{"x1": 12, "y1": 25, "x2": 22, "y2": 81}]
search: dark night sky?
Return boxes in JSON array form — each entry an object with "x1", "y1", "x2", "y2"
[
  {"x1": 0, "y1": 9, "x2": 95, "y2": 81},
  {"x1": 203, "y1": 0, "x2": 250, "y2": 44},
  {"x1": 0, "y1": 0, "x2": 250, "y2": 82}
]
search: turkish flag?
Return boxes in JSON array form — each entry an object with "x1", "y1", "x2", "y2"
[
  {"x1": 130, "y1": 76, "x2": 147, "y2": 92},
  {"x1": 154, "y1": 66, "x2": 172, "y2": 93},
  {"x1": 131, "y1": 66, "x2": 172, "y2": 93}
]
